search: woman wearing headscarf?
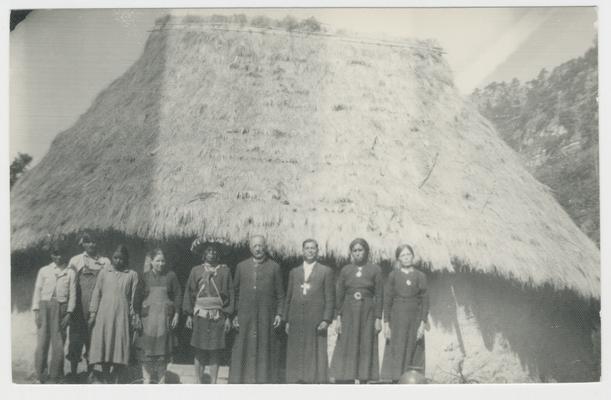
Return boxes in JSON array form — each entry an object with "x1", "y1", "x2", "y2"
[
  {"x1": 381, "y1": 244, "x2": 429, "y2": 382},
  {"x1": 88, "y1": 245, "x2": 140, "y2": 384},
  {"x1": 183, "y1": 238, "x2": 234, "y2": 384},
  {"x1": 330, "y1": 238, "x2": 383, "y2": 383},
  {"x1": 134, "y1": 248, "x2": 182, "y2": 384}
]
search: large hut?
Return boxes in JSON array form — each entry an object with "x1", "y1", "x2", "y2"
[{"x1": 11, "y1": 15, "x2": 600, "y2": 383}]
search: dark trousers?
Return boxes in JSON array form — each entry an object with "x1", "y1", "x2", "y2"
[
  {"x1": 35, "y1": 300, "x2": 67, "y2": 381},
  {"x1": 67, "y1": 316, "x2": 91, "y2": 364}
]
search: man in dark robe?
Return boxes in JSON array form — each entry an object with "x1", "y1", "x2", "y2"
[
  {"x1": 283, "y1": 239, "x2": 335, "y2": 383},
  {"x1": 228, "y1": 235, "x2": 285, "y2": 383}
]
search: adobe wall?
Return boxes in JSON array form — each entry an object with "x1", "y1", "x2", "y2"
[
  {"x1": 11, "y1": 236, "x2": 599, "y2": 383},
  {"x1": 424, "y1": 271, "x2": 600, "y2": 383}
]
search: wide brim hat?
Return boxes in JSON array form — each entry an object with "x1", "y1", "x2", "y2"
[{"x1": 190, "y1": 235, "x2": 231, "y2": 256}]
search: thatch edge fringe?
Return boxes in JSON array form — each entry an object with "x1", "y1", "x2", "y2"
[{"x1": 11, "y1": 227, "x2": 599, "y2": 301}]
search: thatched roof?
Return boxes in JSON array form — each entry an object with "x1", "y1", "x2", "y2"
[{"x1": 11, "y1": 16, "x2": 599, "y2": 298}]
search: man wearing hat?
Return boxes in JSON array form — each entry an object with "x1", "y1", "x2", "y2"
[
  {"x1": 183, "y1": 237, "x2": 234, "y2": 384},
  {"x1": 229, "y1": 235, "x2": 285, "y2": 384}
]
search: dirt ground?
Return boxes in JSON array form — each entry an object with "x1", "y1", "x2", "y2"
[
  {"x1": 12, "y1": 309, "x2": 235, "y2": 384},
  {"x1": 12, "y1": 310, "x2": 337, "y2": 384}
]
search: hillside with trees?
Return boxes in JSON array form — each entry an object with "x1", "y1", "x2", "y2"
[
  {"x1": 471, "y1": 44, "x2": 598, "y2": 244},
  {"x1": 10, "y1": 153, "x2": 32, "y2": 188}
]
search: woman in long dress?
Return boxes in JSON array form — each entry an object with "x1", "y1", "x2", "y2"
[
  {"x1": 88, "y1": 245, "x2": 140, "y2": 383},
  {"x1": 381, "y1": 244, "x2": 429, "y2": 382},
  {"x1": 330, "y1": 238, "x2": 383, "y2": 383},
  {"x1": 183, "y1": 238, "x2": 234, "y2": 384},
  {"x1": 134, "y1": 248, "x2": 182, "y2": 383}
]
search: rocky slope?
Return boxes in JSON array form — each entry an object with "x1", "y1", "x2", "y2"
[{"x1": 471, "y1": 44, "x2": 599, "y2": 244}]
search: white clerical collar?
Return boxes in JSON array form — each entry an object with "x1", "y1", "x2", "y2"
[
  {"x1": 253, "y1": 257, "x2": 267, "y2": 265},
  {"x1": 303, "y1": 261, "x2": 316, "y2": 268}
]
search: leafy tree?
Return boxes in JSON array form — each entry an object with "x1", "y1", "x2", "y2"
[
  {"x1": 280, "y1": 15, "x2": 299, "y2": 32},
  {"x1": 298, "y1": 17, "x2": 323, "y2": 33},
  {"x1": 10, "y1": 153, "x2": 32, "y2": 188}
]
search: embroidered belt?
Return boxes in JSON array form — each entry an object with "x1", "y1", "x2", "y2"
[{"x1": 194, "y1": 297, "x2": 223, "y2": 320}]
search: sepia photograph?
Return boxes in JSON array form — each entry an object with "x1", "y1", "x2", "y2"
[{"x1": 5, "y1": 1, "x2": 604, "y2": 391}]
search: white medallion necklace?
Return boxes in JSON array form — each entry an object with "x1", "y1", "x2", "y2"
[{"x1": 401, "y1": 266, "x2": 413, "y2": 286}]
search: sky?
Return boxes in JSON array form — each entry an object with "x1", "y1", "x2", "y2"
[{"x1": 9, "y1": 7, "x2": 597, "y2": 165}]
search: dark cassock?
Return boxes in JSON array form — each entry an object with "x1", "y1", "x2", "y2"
[
  {"x1": 283, "y1": 261, "x2": 335, "y2": 383},
  {"x1": 228, "y1": 257, "x2": 285, "y2": 383}
]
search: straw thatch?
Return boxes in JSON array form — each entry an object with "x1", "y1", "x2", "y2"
[{"x1": 10, "y1": 15, "x2": 599, "y2": 299}]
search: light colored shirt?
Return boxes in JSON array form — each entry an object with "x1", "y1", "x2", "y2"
[
  {"x1": 31, "y1": 262, "x2": 76, "y2": 312},
  {"x1": 68, "y1": 252, "x2": 111, "y2": 273},
  {"x1": 303, "y1": 261, "x2": 316, "y2": 282}
]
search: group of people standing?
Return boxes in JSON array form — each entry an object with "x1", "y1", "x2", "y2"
[{"x1": 31, "y1": 232, "x2": 429, "y2": 384}]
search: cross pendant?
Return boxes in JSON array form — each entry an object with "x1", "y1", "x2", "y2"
[{"x1": 301, "y1": 283, "x2": 310, "y2": 295}]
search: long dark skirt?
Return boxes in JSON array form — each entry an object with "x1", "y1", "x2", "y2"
[
  {"x1": 330, "y1": 297, "x2": 379, "y2": 381},
  {"x1": 381, "y1": 300, "x2": 425, "y2": 381},
  {"x1": 191, "y1": 315, "x2": 226, "y2": 350}
]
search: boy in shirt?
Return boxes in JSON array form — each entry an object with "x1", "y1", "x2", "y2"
[{"x1": 31, "y1": 243, "x2": 76, "y2": 383}]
